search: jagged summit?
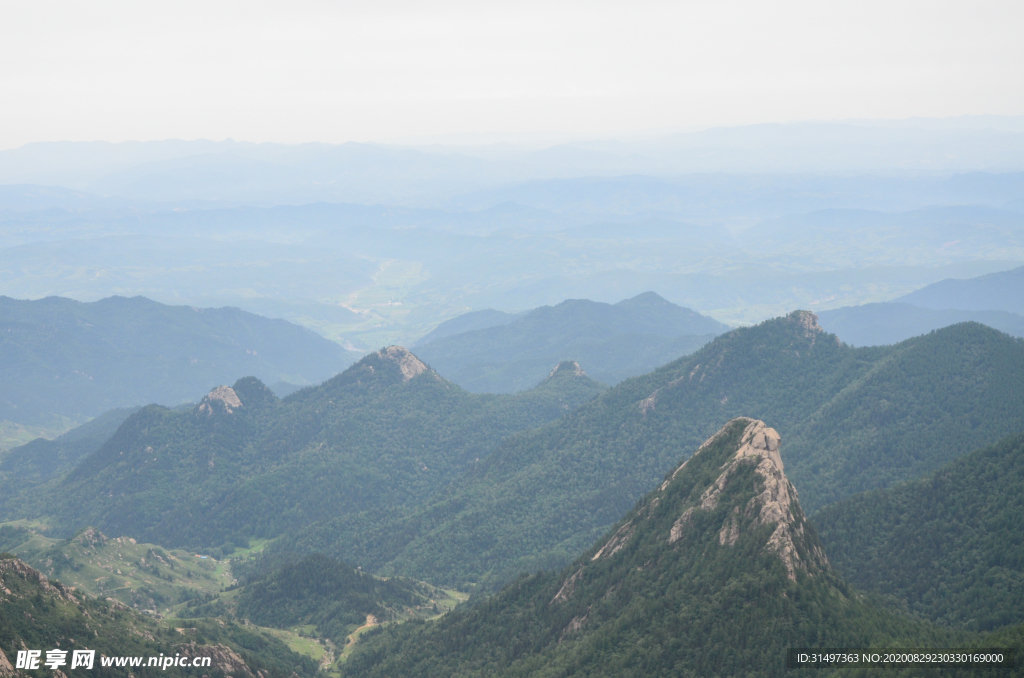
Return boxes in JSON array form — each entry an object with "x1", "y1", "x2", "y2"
[
  {"x1": 194, "y1": 377, "x2": 277, "y2": 416},
  {"x1": 663, "y1": 418, "x2": 829, "y2": 579},
  {"x1": 787, "y1": 309, "x2": 824, "y2": 335},
  {"x1": 197, "y1": 385, "x2": 243, "y2": 416},
  {"x1": 566, "y1": 418, "x2": 828, "y2": 595}
]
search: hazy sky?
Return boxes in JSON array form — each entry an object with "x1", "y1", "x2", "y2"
[{"x1": 2, "y1": 0, "x2": 1022, "y2": 149}]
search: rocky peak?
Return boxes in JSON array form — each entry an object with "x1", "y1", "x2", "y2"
[
  {"x1": 548, "y1": 361, "x2": 587, "y2": 378},
  {"x1": 665, "y1": 418, "x2": 829, "y2": 579},
  {"x1": 379, "y1": 346, "x2": 428, "y2": 381},
  {"x1": 197, "y1": 385, "x2": 243, "y2": 416},
  {"x1": 571, "y1": 417, "x2": 827, "y2": 598},
  {"x1": 72, "y1": 526, "x2": 109, "y2": 548},
  {"x1": 788, "y1": 310, "x2": 823, "y2": 336}
]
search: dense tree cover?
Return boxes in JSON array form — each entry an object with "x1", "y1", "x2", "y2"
[
  {"x1": 9, "y1": 350, "x2": 606, "y2": 550},
  {"x1": 813, "y1": 431, "x2": 1024, "y2": 632},
  {"x1": 234, "y1": 554, "x2": 435, "y2": 643},
  {"x1": 279, "y1": 316, "x2": 1024, "y2": 588},
  {"x1": 337, "y1": 420, "x2": 961, "y2": 678},
  {"x1": 415, "y1": 292, "x2": 726, "y2": 392},
  {"x1": 0, "y1": 294, "x2": 361, "y2": 425},
  {"x1": 0, "y1": 554, "x2": 317, "y2": 678}
]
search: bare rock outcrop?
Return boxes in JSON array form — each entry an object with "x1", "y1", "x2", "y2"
[
  {"x1": 198, "y1": 385, "x2": 243, "y2": 416},
  {"x1": 789, "y1": 310, "x2": 822, "y2": 336},
  {"x1": 591, "y1": 521, "x2": 635, "y2": 561},
  {"x1": 0, "y1": 557, "x2": 79, "y2": 604},
  {"x1": 551, "y1": 567, "x2": 583, "y2": 604},
  {"x1": 0, "y1": 647, "x2": 15, "y2": 677},
  {"x1": 667, "y1": 419, "x2": 829, "y2": 579},
  {"x1": 380, "y1": 346, "x2": 428, "y2": 381}
]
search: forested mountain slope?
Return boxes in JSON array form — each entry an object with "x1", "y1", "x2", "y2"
[
  {"x1": 813, "y1": 431, "x2": 1024, "y2": 632},
  {"x1": 0, "y1": 295, "x2": 363, "y2": 425},
  {"x1": 9, "y1": 350, "x2": 605, "y2": 551},
  {"x1": 280, "y1": 313, "x2": 1024, "y2": 588},
  {"x1": 338, "y1": 420, "x2": 956, "y2": 678},
  {"x1": 415, "y1": 292, "x2": 727, "y2": 392}
]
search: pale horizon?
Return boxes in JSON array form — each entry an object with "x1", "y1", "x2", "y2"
[{"x1": 3, "y1": 0, "x2": 1023, "y2": 150}]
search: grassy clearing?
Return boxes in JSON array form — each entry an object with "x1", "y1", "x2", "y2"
[
  {"x1": 264, "y1": 626, "x2": 328, "y2": 662},
  {"x1": 1, "y1": 522, "x2": 226, "y2": 613}
]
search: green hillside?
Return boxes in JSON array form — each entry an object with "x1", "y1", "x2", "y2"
[
  {"x1": 813, "y1": 431, "x2": 1024, "y2": 632},
  {"x1": 337, "y1": 419, "x2": 958, "y2": 678},
  {"x1": 0, "y1": 523, "x2": 230, "y2": 613},
  {"x1": 415, "y1": 292, "x2": 726, "y2": 392},
  {"x1": 0, "y1": 294, "x2": 363, "y2": 427},
  {"x1": 10, "y1": 350, "x2": 606, "y2": 552},
  {"x1": 279, "y1": 314, "x2": 1024, "y2": 588}
]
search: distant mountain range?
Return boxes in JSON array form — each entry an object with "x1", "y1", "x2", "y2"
[
  {"x1": 4, "y1": 124, "x2": 1024, "y2": 205},
  {"x1": 0, "y1": 295, "x2": 363, "y2": 426},
  {"x1": 898, "y1": 264, "x2": 1024, "y2": 314},
  {"x1": 818, "y1": 265, "x2": 1024, "y2": 345},
  {"x1": 415, "y1": 292, "x2": 728, "y2": 392}
]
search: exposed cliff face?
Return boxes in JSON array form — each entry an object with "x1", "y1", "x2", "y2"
[
  {"x1": 666, "y1": 419, "x2": 829, "y2": 579},
  {"x1": 0, "y1": 646, "x2": 13, "y2": 677}
]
